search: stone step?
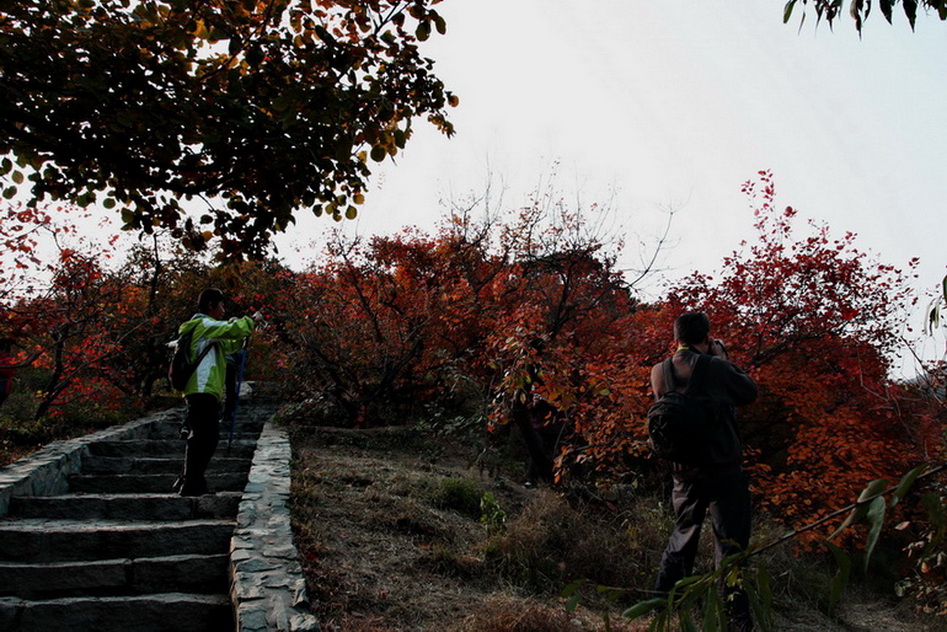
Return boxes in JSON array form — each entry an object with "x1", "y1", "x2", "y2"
[
  {"x1": 8, "y1": 492, "x2": 241, "y2": 521},
  {"x1": 0, "y1": 519, "x2": 234, "y2": 563},
  {"x1": 0, "y1": 553, "x2": 229, "y2": 599},
  {"x1": 86, "y1": 439, "x2": 257, "y2": 458},
  {"x1": 147, "y1": 424, "x2": 265, "y2": 442},
  {"x1": 0, "y1": 592, "x2": 232, "y2": 631},
  {"x1": 80, "y1": 455, "x2": 251, "y2": 475},
  {"x1": 68, "y1": 471, "x2": 249, "y2": 494}
]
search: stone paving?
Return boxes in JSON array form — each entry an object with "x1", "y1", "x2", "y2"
[{"x1": 0, "y1": 398, "x2": 319, "y2": 631}]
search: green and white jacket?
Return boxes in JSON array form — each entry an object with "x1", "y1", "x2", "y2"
[{"x1": 178, "y1": 313, "x2": 255, "y2": 400}]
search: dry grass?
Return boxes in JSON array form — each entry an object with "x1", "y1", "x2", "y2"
[
  {"x1": 452, "y1": 596, "x2": 645, "y2": 632},
  {"x1": 288, "y1": 424, "x2": 944, "y2": 632},
  {"x1": 483, "y1": 489, "x2": 652, "y2": 596},
  {"x1": 289, "y1": 426, "x2": 648, "y2": 631}
]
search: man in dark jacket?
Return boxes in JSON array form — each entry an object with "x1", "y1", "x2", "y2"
[{"x1": 651, "y1": 312, "x2": 758, "y2": 631}]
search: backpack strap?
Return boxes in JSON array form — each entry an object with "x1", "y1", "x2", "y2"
[
  {"x1": 663, "y1": 354, "x2": 711, "y2": 395},
  {"x1": 193, "y1": 340, "x2": 216, "y2": 365},
  {"x1": 661, "y1": 358, "x2": 676, "y2": 391},
  {"x1": 683, "y1": 354, "x2": 711, "y2": 395},
  {"x1": 183, "y1": 333, "x2": 216, "y2": 381}
]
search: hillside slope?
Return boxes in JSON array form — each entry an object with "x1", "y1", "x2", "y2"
[{"x1": 288, "y1": 426, "x2": 939, "y2": 632}]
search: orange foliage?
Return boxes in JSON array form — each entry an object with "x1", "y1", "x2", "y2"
[
  {"x1": 3, "y1": 173, "x2": 943, "y2": 550},
  {"x1": 656, "y1": 171, "x2": 938, "y2": 543}
]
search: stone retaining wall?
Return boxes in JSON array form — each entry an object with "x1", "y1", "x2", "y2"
[
  {"x1": 0, "y1": 407, "x2": 321, "y2": 631},
  {"x1": 230, "y1": 423, "x2": 320, "y2": 632},
  {"x1": 0, "y1": 408, "x2": 184, "y2": 516}
]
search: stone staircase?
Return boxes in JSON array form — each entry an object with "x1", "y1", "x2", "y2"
[{"x1": 0, "y1": 402, "x2": 319, "y2": 631}]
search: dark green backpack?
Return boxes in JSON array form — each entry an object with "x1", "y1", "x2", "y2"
[
  {"x1": 647, "y1": 355, "x2": 718, "y2": 466},
  {"x1": 168, "y1": 328, "x2": 215, "y2": 391}
]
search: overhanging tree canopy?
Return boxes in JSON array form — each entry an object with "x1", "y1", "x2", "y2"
[
  {"x1": 784, "y1": 0, "x2": 947, "y2": 32},
  {"x1": 0, "y1": 0, "x2": 456, "y2": 257}
]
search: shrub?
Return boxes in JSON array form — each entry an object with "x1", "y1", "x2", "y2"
[
  {"x1": 430, "y1": 476, "x2": 484, "y2": 518},
  {"x1": 480, "y1": 491, "x2": 508, "y2": 535},
  {"x1": 483, "y1": 490, "x2": 645, "y2": 596}
]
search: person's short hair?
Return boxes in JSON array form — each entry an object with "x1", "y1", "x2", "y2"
[
  {"x1": 198, "y1": 288, "x2": 225, "y2": 314},
  {"x1": 674, "y1": 312, "x2": 710, "y2": 346}
]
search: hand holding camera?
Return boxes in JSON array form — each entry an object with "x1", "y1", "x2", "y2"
[{"x1": 709, "y1": 339, "x2": 729, "y2": 360}]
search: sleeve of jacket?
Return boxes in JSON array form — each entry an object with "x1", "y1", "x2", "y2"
[
  {"x1": 709, "y1": 357, "x2": 758, "y2": 406},
  {"x1": 201, "y1": 316, "x2": 255, "y2": 353}
]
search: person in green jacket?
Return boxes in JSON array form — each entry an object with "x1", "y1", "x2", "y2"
[{"x1": 176, "y1": 288, "x2": 257, "y2": 497}]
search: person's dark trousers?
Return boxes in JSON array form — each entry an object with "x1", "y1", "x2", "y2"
[
  {"x1": 513, "y1": 413, "x2": 553, "y2": 484},
  {"x1": 654, "y1": 468, "x2": 753, "y2": 631},
  {"x1": 221, "y1": 355, "x2": 238, "y2": 426},
  {"x1": 0, "y1": 377, "x2": 10, "y2": 409},
  {"x1": 180, "y1": 393, "x2": 220, "y2": 496}
]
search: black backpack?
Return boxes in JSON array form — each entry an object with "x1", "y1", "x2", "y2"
[
  {"x1": 168, "y1": 328, "x2": 215, "y2": 391},
  {"x1": 647, "y1": 354, "x2": 720, "y2": 466}
]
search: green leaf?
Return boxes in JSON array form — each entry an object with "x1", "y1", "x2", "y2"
[
  {"x1": 560, "y1": 578, "x2": 586, "y2": 599},
  {"x1": 830, "y1": 478, "x2": 887, "y2": 540},
  {"x1": 825, "y1": 542, "x2": 850, "y2": 615},
  {"x1": 561, "y1": 579, "x2": 587, "y2": 612},
  {"x1": 621, "y1": 598, "x2": 665, "y2": 619},
  {"x1": 783, "y1": 0, "x2": 798, "y2": 23},
  {"x1": 941, "y1": 274, "x2": 947, "y2": 303},
  {"x1": 880, "y1": 0, "x2": 894, "y2": 22},
  {"x1": 850, "y1": 0, "x2": 862, "y2": 21},
  {"x1": 702, "y1": 586, "x2": 725, "y2": 631},
  {"x1": 745, "y1": 581, "x2": 764, "y2": 632},
  {"x1": 680, "y1": 612, "x2": 699, "y2": 632},
  {"x1": 674, "y1": 574, "x2": 708, "y2": 590},
  {"x1": 648, "y1": 609, "x2": 667, "y2": 632},
  {"x1": 864, "y1": 496, "x2": 886, "y2": 571},
  {"x1": 922, "y1": 491, "x2": 947, "y2": 530},
  {"x1": 314, "y1": 24, "x2": 335, "y2": 44},
  {"x1": 928, "y1": 299, "x2": 941, "y2": 334},
  {"x1": 103, "y1": 198, "x2": 116, "y2": 209},
  {"x1": 416, "y1": 20, "x2": 431, "y2": 41},
  {"x1": 756, "y1": 568, "x2": 773, "y2": 630},
  {"x1": 11, "y1": 170, "x2": 24, "y2": 184},
  {"x1": 903, "y1": 0, "x2": 918, "y2": 29},
  {"x1": 890, "y1": 464, "x2": 925, "y2": 508},
  {"x1": 2, "y1": 186, "x2": 15, "y2": 199},
  {"x1": 370, "y1": 145, "x2": 387, "y2": 162}
]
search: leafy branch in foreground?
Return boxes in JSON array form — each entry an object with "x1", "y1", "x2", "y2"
[
  {"x1": 783, "y1": 0, "x2": 947, "y2": 33},
  {"x1": 564, "y1": 463, "x2": 946, "y2": 630},
  {"x1": 925, "y1": 274, "x2": 947, "y2": 334}
]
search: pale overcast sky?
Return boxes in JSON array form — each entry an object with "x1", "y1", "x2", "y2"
[{"x1": 279, "y1": 1, "x2": 947, "y2": 366}]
